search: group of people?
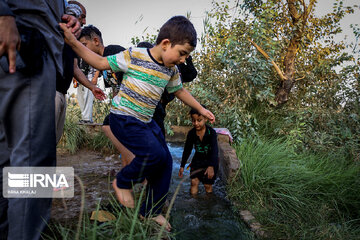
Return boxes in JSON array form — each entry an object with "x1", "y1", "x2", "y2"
[{"x1": 0, "y1": 0, "x2": 219, "y2": 239}]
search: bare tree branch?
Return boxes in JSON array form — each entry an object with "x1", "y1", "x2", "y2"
[
  {"x1": 247, "y1": 38, "x2": 287, "y2": 81},
  {"x1": 287, "y1": 0, "x2": 301, "y2": 21}
]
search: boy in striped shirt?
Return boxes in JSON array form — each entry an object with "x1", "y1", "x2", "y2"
[{"x1": 60, "y1": 16, "x2": 215, "y2": 230}]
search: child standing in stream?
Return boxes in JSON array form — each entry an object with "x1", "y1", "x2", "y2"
[
  {"x1": 178, "y1": 106, "x2": 219, "y2": 195},
  {"x1": 60, "y1": 16, "x2": 215, "y2": 231}
]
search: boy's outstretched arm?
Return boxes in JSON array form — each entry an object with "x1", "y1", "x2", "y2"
[
  {"x1": 174, "y1": 88, "x2": 215, "y2": 123},
  {"x1": 59, "y1": 23, "x2": 110, "y2": 71}
]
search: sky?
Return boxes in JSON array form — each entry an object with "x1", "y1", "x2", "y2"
[{"x1": 79, "y1": 0, "x2": 359, "y2": 48}]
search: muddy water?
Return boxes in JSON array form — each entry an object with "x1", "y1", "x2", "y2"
[
  {"x1": 167, "y1": 143, "x2": 252, "y2": 240},
  {"x1": 52, "y1": 144, "x2": 251, "y2": 239}
]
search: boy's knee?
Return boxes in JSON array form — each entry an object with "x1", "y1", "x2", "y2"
[
  {"x1": 102, "y1": 125, "x2": 110, "y2": 133},
  {"x1": 191, "y1": 178, "x2": 200, "y2": 186}
]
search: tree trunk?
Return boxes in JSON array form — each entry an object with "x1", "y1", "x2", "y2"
[{"x1": 275, "y1": 0, "x2": 315, "y2": 105}]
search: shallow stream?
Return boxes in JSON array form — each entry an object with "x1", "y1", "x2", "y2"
[{"x1": 167, "y1": 143, "x2": 251, "y2": 240}]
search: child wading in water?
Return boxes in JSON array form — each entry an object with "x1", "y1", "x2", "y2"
[
  {"x1": 60, "y1": 16, "x2": 215, "y2": 231},
  {"x1": 179, "y1": 107, "x2": 219, "y2": 195}
]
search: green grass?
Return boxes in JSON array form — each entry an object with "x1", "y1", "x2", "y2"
[
  {"x1": 89, "y1": 131, "x2": 115, "y2": 153},
  {"x1": 44, "y1": 184, "x2": 174, "y2": 240},
  {"x1": 228, "y1": 138, "x2": 360, "y2": 239},
  {"x1": 58, "y1": 104, "x2": 88, "y2": 154}
]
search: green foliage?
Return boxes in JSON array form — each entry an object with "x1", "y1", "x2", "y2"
[
  {"x1": 164, "y1": 1, "x2": 360, "y2": 237},
  {"x1": 58, "y1": 102, "x2": 88, "y2": 154},
  {"x1": 229, "y1": 138, "x2": 360, "y2": 239}
]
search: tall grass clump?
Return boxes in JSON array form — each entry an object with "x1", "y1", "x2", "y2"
[
  {"x1": 89, "y1": 131, "x2": 115, "y2": 153},
  {"x1": 59, "y1": 103, "x2": 88, "y2": 153},
  {"x1": 228, "y1": 138, "x2": 360, "y2": 239}
]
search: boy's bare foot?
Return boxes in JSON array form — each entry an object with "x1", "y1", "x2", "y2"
[
  {"x1": 112, "y1": 179, "x2": 134, "y2": 208},
  {"x1": 152, "y1": 214, "x2": 171, "y2": 232}
]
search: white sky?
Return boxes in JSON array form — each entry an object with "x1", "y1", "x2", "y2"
[
  {"x1": 79, "y1": 0, "x2": 215, "y2": 47},
  {"x1": 79, "y1": 0, "x2": 359, "y2": 47}
]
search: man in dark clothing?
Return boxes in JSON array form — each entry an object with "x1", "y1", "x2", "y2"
[{"x1": 0, "y1": 1, "x2": 81, "y2": 239}]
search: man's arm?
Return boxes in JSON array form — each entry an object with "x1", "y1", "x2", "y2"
[
  {"x1": 174, "y1": 88, "x2": 215, "y2": 123},
  {"x1": 73, "y1": 59, "x2": 106, "y2": 101},
  {"x1": 59, "y1": 23, "x2": 110, "y2": 71}
]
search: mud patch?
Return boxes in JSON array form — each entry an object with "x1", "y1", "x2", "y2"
[{"x1": 51, "y1": 149, "x2": 121, "y2": 223}]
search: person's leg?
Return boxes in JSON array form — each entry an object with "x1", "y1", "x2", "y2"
[
  {"x1": 55, "y1": 91, "x2": 67, "y2": 144},
  {"x1": 77, "y1": 85, "x2": 85, "y2": 118},
  {"x1": 102, "y1": 125, "x2": 134, "y2": 166},
  {"x1": 204, "y1": 184, "x2": 213, "y2": 193},
  {"x1": 81, "y1": 86, "x2": 94, "y2": 122},
  {"x1": 0, "y1": 55, "x2": 56, "y2": 240},
  {"x1": 191, "y1": 178, "x2": 200, "y2": 195}
]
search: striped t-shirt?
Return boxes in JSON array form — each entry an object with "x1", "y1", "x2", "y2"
[{"x1": 107, "y1": 47, "x2": 183, "y2": 122}]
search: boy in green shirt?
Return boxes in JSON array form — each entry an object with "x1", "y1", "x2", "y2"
[{"x1": 60, "y1": 16, "x2": 215, "y2": 230}]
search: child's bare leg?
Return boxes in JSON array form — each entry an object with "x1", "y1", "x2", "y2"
[
  {"x1": 102, "y1": 125, "x2": 135, "y2": 166},
  {"x1": 190, "y1": 178, "x2": 200, "y2": 195},
  {"x1": 204, "y1": 184, "x2": 213, "y2": 193},
  {"x1": 112, "y1": 179, "x2": 134, "y2": 208}
]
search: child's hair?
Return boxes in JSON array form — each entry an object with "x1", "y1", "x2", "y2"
[
  {"x1": 79, "y1": 25, "x2": 103, "y2": 44},
  {"x1": 137, "y1": 42, "x2": 154, "y2": 48},
  {"x1": 189, "y1": 104, "x2": 207, "y2": 115},
  {"x1": 156, "y1": 16, "x2": 197, "y2": 48}
]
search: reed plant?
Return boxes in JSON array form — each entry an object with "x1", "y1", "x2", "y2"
[
  {"x1": 58, "y1": 103, "x2": 88, "y2": 154},
  {"x1": 228, "y1": 138, "x2": 360, "y2": 239}
]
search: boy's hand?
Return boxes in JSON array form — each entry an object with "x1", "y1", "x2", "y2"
[
  {"x1": 91, "y1": 86, "x2": 106, "y2": 101},
  {"x1": 59, "y1": 22, "x2": 78, "y2": 46},
  {"x1": 204, "y1": 166, "x2": 214, "y2": 179},
  {"x1": 178, "y1": 167, "x2": 184, "y2": 178},
  {"x1": 61, "y1": 14, "x2": 81, "y2": 37},
  {"x1": 199, "y1": 108, "x2": 215, "y2": 124}
]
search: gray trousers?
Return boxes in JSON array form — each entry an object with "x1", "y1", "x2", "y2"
[
  {"x1": 77, "y1": 84, "x2": 94, "y2": 122},
  {"x1": 0, "y1": 55, "x2": 57, "y2": 240},
  {"x1": 55, "y1": 91, "x2": 67, "y2": 144}
]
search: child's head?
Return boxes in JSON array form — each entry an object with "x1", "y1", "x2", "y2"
[
  {"x1": 190, "y1": 105, "x2": 207, "y2": 131},
  {"x1": 156, "y1": 16, "x2": 197, "y2": 67},
  {"x1": 79, "y1": 25, "x2": 104, "y2": 55}
]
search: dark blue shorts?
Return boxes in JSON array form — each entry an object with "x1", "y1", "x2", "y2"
[
  {"x1": 190, "y1": 167, "x2": 217, "y2": 185},
  {"x1": 109, "y1": 113, "x2": 172, "y2": 216}
]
